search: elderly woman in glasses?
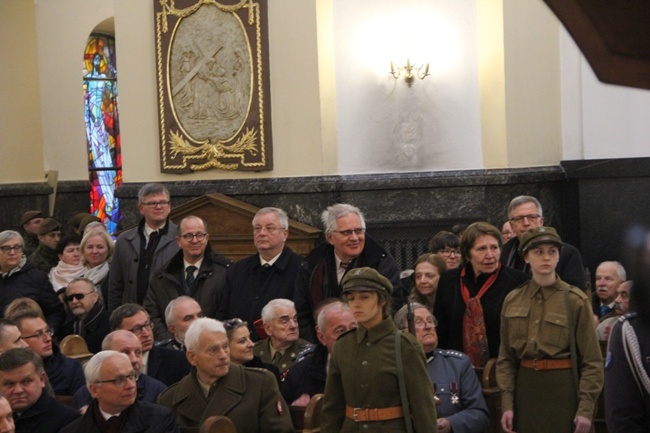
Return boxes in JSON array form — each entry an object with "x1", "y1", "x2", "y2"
[
  {"x1": 434, "y1": 222, "x2": 528, "y2": 368},
  {"x1": 0, "y1": 230, "x2": 65, "y2": 336},
  {"x1": 224, "y1": 317, "x2": 280, "y2": 379}
]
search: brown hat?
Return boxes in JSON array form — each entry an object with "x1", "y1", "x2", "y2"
[
  {"x1": 519, "y1": 226, "x2": 563, "y2": 256},
  {"x1": 70, "y1": 212, "x2": 92, "y2": 230},
  {"x1": 38, "y1": 218, "x2": 61, "y2": 235},
  {"x1": 19, "y1": 211, "x2": 43, "y2": 226},
  {"x1": 341, "y1": 267, "x2": 393, "y2": 295}
]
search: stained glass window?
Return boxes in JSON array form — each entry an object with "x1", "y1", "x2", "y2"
[{"x1": 83, "y1": 34, "x2": 122, "y2": 234}]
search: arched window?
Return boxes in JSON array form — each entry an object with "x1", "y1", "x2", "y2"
[{"x1": 83, "y1": 34, "x2": 122, "y2": 234}]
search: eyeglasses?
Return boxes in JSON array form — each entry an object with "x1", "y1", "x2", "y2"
[
  {"x1": 333, "y1": 228, "x2": 366, "y2": 237},
  {"x1": 141, "y1": 200, "x2": 170, "y2": 208},
  {"x1": 438, "y1": 248, "x2": 460, "y2": 256},
  {"x1": 414, "y1": 317, "x2": 437, "y2": 328},
  {"x1": 22, "y1": 328, "x2": 53, "y2": 340},
  {"x1": 224, "y1": 318, "x2": 245, "y2": 331},
  {"x1": 128, "y1": 321, "x2": 152, "y2": 336},
  {"x1": 509, "y1": 214, "x2": 541, "y2": 223},
  {"x1": 65, "y1": 291, "x2": 95, "y2": 302},
  {"x1": 0, "y1": 245, "x2": 23, "y2": 254},
  {"x1": 95, "y1": 370, "x2": 138, "y2": 387},
  {"x1": 179, "y1": 232, "x2": 208, "y2": 241},
  {"x1": 253, "y1": 225, "x2": 284, "y2": 234}
]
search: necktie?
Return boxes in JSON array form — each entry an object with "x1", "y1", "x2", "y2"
[
  {"x1": 146, "y1": 231, "x2": 159, "y2": 251},
  {"x1": 272, "y1": 351, "x2": 282, "y2": 365},
  {"x1": 600, "y1": 305, "x2": 612, "y2": 318},
  {"x1": 340, "y1": 261, "x2": 350, "y2": 270},
  {"x1": 186, "y1": 265, "x2": 197, "y2": 289}
]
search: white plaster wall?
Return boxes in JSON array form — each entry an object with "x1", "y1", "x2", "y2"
[
  {"x1": 333, "y1": 0, "x2": 483, "y2": 174},
  {"x1": 34, "y1": 0, "x2": 114, "y2": 182},
  {"x1": 560, "y1": 29, "x2": 650, "y2": 160}
]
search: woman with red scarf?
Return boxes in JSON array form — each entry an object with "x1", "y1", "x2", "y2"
[{"x1": 434, "y1": 222, "x2": 528, "y2": 367}]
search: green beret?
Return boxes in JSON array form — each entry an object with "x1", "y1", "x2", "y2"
[
  {"x1": 38, "y1": 218, "x2": 61, "y2": 235},
  {"x1": 19, "y1": 211, "x2": 43, "y2": 226},
  {"x1": 519, "y1": 226, "x2": 562, "y2": 256},
  {"x1": 341, "y1": 267, "x2": 393, "y2": 295}
]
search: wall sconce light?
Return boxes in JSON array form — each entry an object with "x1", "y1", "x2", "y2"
[{"x1": 390, "y1": 59, "x2": 430, "y2": 87}]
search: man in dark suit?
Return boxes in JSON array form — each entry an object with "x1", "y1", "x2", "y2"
[
  {"x1": 158, "y1": 318, "x2": 294, "y2": 432},
  {"x1": 0, "y1": 348, "x2": 79, "y2": 433},
  {"x1": 499, "y1": 195, "x2": 587, "y2": 290},
  {"x1": 61, "y1": 351, "x2": 180, "y2": 433},
  {"x1": 61, "y1": 278, "x2": 111, "y2": 353},
  {"x1": 109, "y1": 304, "x2": 190, "y2": 386},
  {"x1": 215, "y1": 207, "x2": 303, "y2": 341}
]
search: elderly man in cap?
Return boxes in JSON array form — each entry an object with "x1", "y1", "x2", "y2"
[
  {"x1": 321, "y1": 267, "x2": 438, "y2": 433},
  {"x1": 61, "y1": 351, "x2": 180, "y2": 433},
  {"x1": 28, "y1": 218, "x2": 61, "y2": 274},
  {"x1": 253, "y1": 299, "x2": 312, "y2": 373},
  {"x1": 18, "y1": 211, "x2": 43, "y2": 257},
  {"x1": 0, "y1": 348, "x2": 79, "y2": 433},
  {"x1": 497, "y1": 226, "x2": 603, "y2": 433},
  {"x1": 158, "y1": 317, "x2": 294, "y2": 432}
]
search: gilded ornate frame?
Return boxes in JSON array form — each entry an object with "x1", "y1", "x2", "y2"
[{"x1": 153, "y1": 0, "x2": 272, "y2": 173}]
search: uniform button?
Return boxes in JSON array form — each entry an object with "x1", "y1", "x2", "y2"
[
  {"x1": 363, "y1": 424, "x2": 369, "y2": 429},
  {"x1": 366, "y1": 343, "x2": 372, "y2": 347},
  {"x1": 281, "y1": 363, "x2": 287, "y2": 369},
  {"x1": 361, "y1": 361, "x2": 368, "y2": 366},
  {"x1": 360, "y1": 384, "x2": 368, "y2": 389},
  {"x1": 535, "y1": 320, "x2": 539, "y2": 324}
]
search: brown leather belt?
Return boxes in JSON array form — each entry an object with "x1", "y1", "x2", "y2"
[
  {"x1": 520, "y1": 358, "x2": 572, "y2": 370},
  {"x1": 345, "y1": 405, "x2": 404, "y2": 422}
]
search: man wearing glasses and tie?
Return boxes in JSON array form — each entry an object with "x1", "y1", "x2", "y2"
[
  {"x1": 144, "y1": 216, "x2": 231, "y2": 342},
  {"x1": 108, "y1": 183, "x2": 180, "y2": 312},
  {"x1": 61, "y1": 351, "x2": 180, "y2": 433},
  {"x1": 294, "y1": 203, "x2": 404, "y2": 343}
]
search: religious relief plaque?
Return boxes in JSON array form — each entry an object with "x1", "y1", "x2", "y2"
[{"x1": 154, "y1": 0, "x2": 272, "y2": 173}]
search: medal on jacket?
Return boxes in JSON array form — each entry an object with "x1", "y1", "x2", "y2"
[
  {"x1": 450, "y1": 382, "x2": 459, "y2": 405},
  {"x1": 277, "y1": 398, "x2": 284, "y2": 415}
]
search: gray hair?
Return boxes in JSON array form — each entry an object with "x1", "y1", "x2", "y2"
[
  {"x1": 80, "y1": 228, "x2": 114, "y2": 266},
  {"x1": 261, "y1": 298, "x2": 295, "y2": 324},
  {"x1": 66, "y1": 277, "x2": 97, "y2": 293},
  {"x1": 507, "y1": 196, "x2": 543, "y2": 219},
  {"x1": 184, "y1": 318, "x2": 226, "y2": 352},
  {"x1": 321, "y1": 204, "x2": 365, "y2": 234},
  {"x1": 316, "y1": 301, "x2": 351, "y2": 331},
  {"x1": 0, "y1": 231, "x2": 23, "y2": 247},
  {"x1": 598, "y1": 261, "x2": 627, "y2": 281},
  {"x1": 165, "y1": 296, "x2": 197, "y2": 326},
  {"x1": 253, "y1": 207, "x2": 289, "y2": 230},
  {"x1": 84, "y1": 350, "x2": 130, "y2": 385},
  {"x1": 393, "y1": 303, "x2": 435, "y2": 330},
  {"x1": 137, "y1": 183, "x2": 170, "y2": 204}
]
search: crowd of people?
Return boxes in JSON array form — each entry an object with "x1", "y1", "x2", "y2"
[{"x1": 0, "y1": 183, "x2": 645, "y2": 433}]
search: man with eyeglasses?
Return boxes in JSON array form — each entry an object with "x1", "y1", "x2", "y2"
[
  {"x1": 294, "y1": 203, "x2": 404, "y2": 342},
  {"x1": 0, "y1": 231, "x2": 65, "y2": 336},
  {"x1": 61, "y1": 278, "x2": 110, "y2": 353},
  {"x1": 394, "y1": 304, "x2": 490, "y2": 433},
  {"x1": 144, "y1": 216, "x2": 230, "y2": 342},
  {"x1": 500, "y1": 195, "x2": 587, "y2": 291},
  {"x1": 61, "y1": 351, "x2": 180, "y2": 433},
  {"x1": 72, "y1": 330, "x2": 166, "y2": 413},
  {"x1": 0, "y1": 348, "x2": 79, "y2": 433},
  {"x1": 253, "y1": 299, "x2": 312, "y2": 373},
  {"x1": 10, "y1": 312, "x2": 85, "y2": 396},
  {"x1": 215, "y1": 207, "x2": 303, "y2": 341},
  {"x1": 108, "y1": 183, "x2": 179, "y2": 311},
  {"x1": 109, "y1": 304, "x2": 190, "y2": 386}
]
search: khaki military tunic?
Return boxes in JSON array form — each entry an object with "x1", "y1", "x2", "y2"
[
  {"x1": 496, "y1": 277, "x2": 603, "y2": 432},
  {"x1": 254, "y1": 337, "x2": 312, "y2": 373},
  {"x1": 321, "y1": 316, "x2": 438, "y2": 433}
]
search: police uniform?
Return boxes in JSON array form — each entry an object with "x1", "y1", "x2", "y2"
[
  {"x1": 427, "y1": 349, "x2": 489, "y2": 433},
  {"x1": 496, "y1": 227, "x2": 603, "y2": 433},
  {"x1": 321, "y1": 267, "x2": 438, "y2": 433},
  {"x1": 253, "y1": 337, "x2": 312, "y2": 373}
]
